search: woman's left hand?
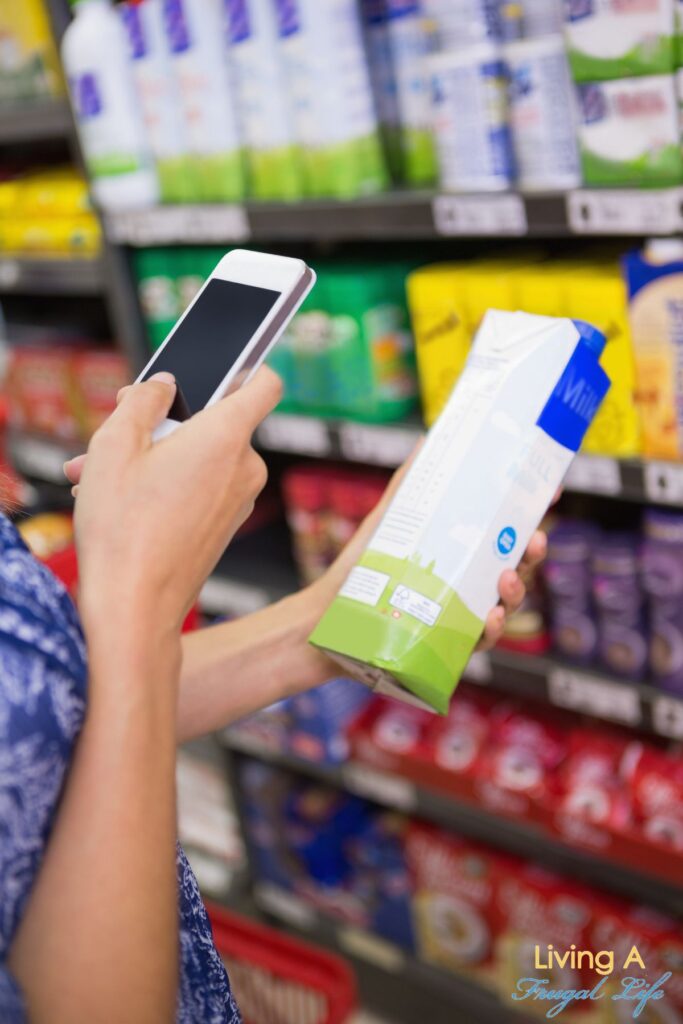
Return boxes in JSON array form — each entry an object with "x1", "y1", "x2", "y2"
[{"x1": 310, "y1": 448, "x2": 547, "y2": 653}]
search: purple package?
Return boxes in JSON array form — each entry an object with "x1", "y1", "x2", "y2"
[
  {"x1": 544, "y1": 521, "x2": 600, "y2": 664},
  {"x1": 592, "y1": 534, "x2": 648, "y2": 680},
  {"x1": 641, "y1": 510, "x2": 683, "y2": 695}
]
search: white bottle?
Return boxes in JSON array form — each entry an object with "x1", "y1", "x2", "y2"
[
  {"x1": 62, "y1": 0, "x2": 159, "y2": 210},
  {"x1": 119, "y1": 0, "x2": 194, "y2": 203}
]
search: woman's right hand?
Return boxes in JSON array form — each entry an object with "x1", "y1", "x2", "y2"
[{"x1": 71, "y1": 366, "x2": 281, "y2": 637}]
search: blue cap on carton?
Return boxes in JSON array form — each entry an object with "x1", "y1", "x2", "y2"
[{"x1": 573, "y1": 319, "x2": 606, "y2": 357}]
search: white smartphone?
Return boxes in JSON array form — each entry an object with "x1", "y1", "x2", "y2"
[{"x1": 136, "y1": 249, "x2": 316, "y2": 441}]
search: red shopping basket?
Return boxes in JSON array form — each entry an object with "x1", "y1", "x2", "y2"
[{"x1": 207, "y1": 904, "x2": 357, "y2": 1024}]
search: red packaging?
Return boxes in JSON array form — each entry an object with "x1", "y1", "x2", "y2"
[
  {"x1": 496, "y1": 865, "x2": 598, "y2": 1012},
  {"x1": 370, "y1": 698, "x2": 434, "y2": 758},
  {"x1": 281, "y1": 465, "x2": 333, "y2": 583},
  {"x1": 72, "y1": 350, "x2": 130, "y2": 436},
  {"x1": 7, "y1": 346, "x2": 80, "y2": 439},
  {"x1": 426, "y1": 685, "x2": 495, "y2": 776},
  {"x1": 625, "y1": 746, "x2": 683, "y2": 853},
  {"x1": 591, "y1": 901, "x2": 683, "y2": 1021},
  {"x1": 554, "y1": 729, "x2": 633, "y2": 833},
  {"x1": 406, "y1": 822, "x2": 516, "y2": 988},
  {"x1": 473, "y1": 702, "x2": 568, "y2": 821}
]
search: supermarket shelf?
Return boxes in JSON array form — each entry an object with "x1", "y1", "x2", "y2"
[
  {"x1": 256, "y1": 412, "x2": 683, "y2": 507},
  {"x1": 8, "y1": 432, "x2": 83, "y2": 485},
  {"x1": 251, "y1": 882, "x2": 537, "y2": 1024},
  {"x1": 225, "y1": 739, "x2": 683, "y2": 916},
  {"x1": 105, "y1": 187, "x2": 683, "y2": 245},
  {"x1": 0, "y1": 98, "x2": 73, "y2": 144},
  {"x1": 0, "y1": 257, "x2": 103, "y2": 294}
]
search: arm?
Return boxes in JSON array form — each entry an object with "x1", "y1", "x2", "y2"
[
  {"x1": 9, "y1": 623, "x2": 181, "y2": 1024},
  {"x1": 10, "y1": 368, "x2": 282, "y2": 1023}
]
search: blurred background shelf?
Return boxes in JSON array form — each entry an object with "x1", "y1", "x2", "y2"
[
  {"x1": 104, "y1": 187, "x2": 683, "y2": 246},
  {"x1": 224, "y1": 740, "x2": 683, "y2": 916},
  {"x1": 0, "y1": 256, "x2": 103, "y2": 294},
  {"x1": 0, "y1": 98, "x2": 72, "y2": 144},
  {"x1": 250, "y1": 882, "x2": 537, "y2": 1024},
  {"x1": 8, "y1": 431, "x2": 82, "y2": 484}
]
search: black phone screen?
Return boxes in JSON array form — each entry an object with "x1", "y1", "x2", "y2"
[{"x1": 142, "y1": 278, "x2": 280, "y2": 421}]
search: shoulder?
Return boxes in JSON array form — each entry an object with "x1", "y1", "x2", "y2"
[{"x1": 0, "y1": 516, "x2": 86, "y2": 680}]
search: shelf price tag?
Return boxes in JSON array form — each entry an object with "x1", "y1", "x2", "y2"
[
  {"x1": 643, "y1": 461, "x2": 683, "y2": 505},
  {"x1": 0, "y1": 260, "x2": 21, "y2": 287},
  {"x1": 338, "y1": 422, "x2": 422, "y2": 466},
  {"x1": 564, "y1": 456, "x2": 621, "y2": 496},
  {"x1": 107, "y1": 205, "x2": 250, "y2": 245},
  {"x1": 652, "y1": 695, "x2": 683, "y2": 739},
  {"x1": 12, "y1": 436, "x2": 75, "y2": 483},
  {"x1": 256, "y1": 414, "x2": 332, "y2": 456},
  {"x1": 342, "y1": 762, "x2": 417, "y2": 811},
  {"x1": 433, "y1": 193, "x2": 527, "y2": 236},
  {"x1": 548, "y1": 668, "x2": 642, "y2": 726},
  {"x1": 567, "y1": 188, "x2": 683, "y2": 235},
  {"x1": 338, "y1": 926, "x2": 406, "y2": 972},
  {"x1": 255, "y1": 884, "x2": 317, "y2": 930}
]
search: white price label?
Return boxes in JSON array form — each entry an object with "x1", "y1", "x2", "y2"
[
  {"x1": 548, "y1": 668, "x2": 642, "y2": 726},
  {"x1": 342, "y1": 762, "x2": 417, "y2": 811},
  {"x1": 256, "y1": 414, "x2": 331, "y2": 457},
  {"x1": 464, "y1": 651, "x2": 493, "y2": 683},
  {"x1": 107, "y1": 205, "x2": 250, "y2": 245},
  {"x1": 199, "y1": 576, "x2": 270, "y2": 616},
  {"x1": 567, "y1": 188, "x2": 683, "y2": 235},
  {"x1": 338, "y1": 926, "x2": 406, "y2": 972},
  {"x1": 255, "y1": 884, "x2": 317, "y2": 930},
  {"x1": 652, "y1": 695, "x2": 683, "y2": 740},
  {"x1": 12, "y1": 437, "x2": 77, "y2": 483},
  {"x1": 0, "y1": 260, "x2": 21, "y2": 287},
  {"x1": 433, "y1": 193, "x2": 527, "y2": 236},
  {"x1": 643, "y1": 461, "x2": 683, "y2": 505},
  {"x1": 565, "y1": 456, "x2": 621, "y2": 496},
  {"x1": 338, "y1": 422, "x2": 422, "y2": 466}
]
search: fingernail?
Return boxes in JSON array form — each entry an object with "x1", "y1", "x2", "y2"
[
  {"x1": 149, "y1": 371, "x2": 175, "y2": 386},
  {"x1": 63, "y1": 459, "x2": 73, "y2": 472}
]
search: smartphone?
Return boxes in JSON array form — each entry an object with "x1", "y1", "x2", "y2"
[{"x1": 136, "y1": 249, "x2": 315, "y2": 441}]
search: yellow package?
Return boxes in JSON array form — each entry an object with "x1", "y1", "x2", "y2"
[
  {"x1": 3, "y1": 214, "x2": 101, "y2": 256},
  {"x1": 406, "y1": 263, "x2": 471, "y2": 426},
  {"x1": 0, "y1": 0, "x2": 63, "y2": 101},
  {"x1": 20, "y1": 171, "x2": 91, "y2": 218},
  {"x1": 566, "y1": 267, "x2": 641, "y2": 458}
]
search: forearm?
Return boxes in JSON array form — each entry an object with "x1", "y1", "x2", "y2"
[
  {"x1": 9, "y1": 623, "x2": 180, "y2": 1024},
  {"x1": 178, "y1": 583, "x2": 336, "y2": 742}
]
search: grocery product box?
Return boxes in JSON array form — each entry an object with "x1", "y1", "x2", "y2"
[
  {"x1": 576, "y1": 75, "x2": 683, "y2": 188},
  {"x1": 288, "y1": 678, "x2": 372, "y2": 764},
  {"x1": 406, "y1": 822, "x2": 516, "y2": 990},
  {"x1": 623, "y1": 245, "x2": 683, "y2": 459},
  {"x1": 563, "y1": 0, "x2": 677, "y2": 81},
  {"x1": 310, "y1": 311, "x2": 610, "y2": 714},
  {"x1": 7, "y1": 347, "x2": 81, "y2": 440}
]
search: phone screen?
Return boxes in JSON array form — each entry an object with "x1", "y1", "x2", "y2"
[{"x1": 142, "y1": 278, "x2": 280, "y2": 421}]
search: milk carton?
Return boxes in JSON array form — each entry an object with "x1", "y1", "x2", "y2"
[
  {"x1": 563, "y1": 0, "x2": 677, "y2": 81},
  {"x1": 310, "y1": 311, "x2": 610, "y2": 713},
  {"x1": 226, "y1": 0, "x2": 304, "y2": 201},
  {"x1": 576, "y1": 74, "x2": 683, "y2": 187}
]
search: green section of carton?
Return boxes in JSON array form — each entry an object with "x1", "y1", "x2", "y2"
[
  {"x1": 309, "y1": 550, "x2": 484, "y2": 715},
  {"x1": 157, "y1": 156, "x2": 201, "y2": 204},
  {"x1": 581, "y1": 142, "x2": 683, "y2": 188},
  {"x1": 87, "y1": 152, "x2": 142, "y2": 179},
  {"x1": 247, "y1": 145, "x2": 304, "y2": 202},
  {"x1": 403, "y1": 128, "x2": 437, "y2": 186},
  {"x1": 568, "y1": 37, "x2": 675, "y2": 82},
  {"x1": 192, "y1": 150, "x2": 246, "y2": 203},
  {"x1": 302, "y1": 133, "x2": 389, "y2": 199}
]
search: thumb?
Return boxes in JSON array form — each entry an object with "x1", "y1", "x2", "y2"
[{"x1": 110, "y1": 371, "x2": 177, "y2": 442}]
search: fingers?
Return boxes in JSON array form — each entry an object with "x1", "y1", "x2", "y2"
[
  {"x1": 116, "y1": 384, "x2": 132, "y2": 405},
  {"x1": 63, "y1": 453, "x2": 86, "y2": 485},
  {"x1": 518, "y1": 529, "x2": 547, "y2": 585},
  {"x1": 498, "y1": 569, "x2": 526, "y2": 615},
  {"x1": 477, "y1": 606, "x2": 506, "y2": 652},
  {"x1": 96, "y1": 372, "x2": 177, "y2": 447},
  {"x1": 202, "y1": 366, "x2": 283, "y2": 438}
]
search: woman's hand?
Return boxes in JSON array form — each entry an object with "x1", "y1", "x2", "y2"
[
  {"x1": 309, "y1": 448, "x2": 547, "y2": 652},
  {"x1": 69, "y1": 367, "x2": 281, "y2": 637}
]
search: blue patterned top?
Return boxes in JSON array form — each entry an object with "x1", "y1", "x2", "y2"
[{"x1": 0, "y1": 515, "x2": 240, "y2": 1023}]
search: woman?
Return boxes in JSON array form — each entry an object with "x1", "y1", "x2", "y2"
[{"x1": 0, "y1": 367, "x2": 544, "y2": 1023}]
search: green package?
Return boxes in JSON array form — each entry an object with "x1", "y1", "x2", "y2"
[
  {"x1": 282, "y1": 261, "x2": 418, "y2": 421},
  {"x1": 565, "y1": 0, "x2": 677, "y2": 81},
  {"x1": 133, "y1": 247, "x2": 183, "y2": 351}
]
